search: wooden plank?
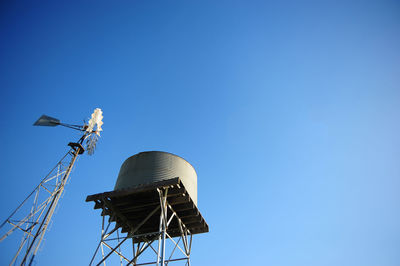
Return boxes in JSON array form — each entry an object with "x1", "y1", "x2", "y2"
[
  {"x1": 181, "y1": 216, "x2": 202, "y2": 224},
  {"x1": 168, "y1": 194, "x2": 190, "y2": 205}
]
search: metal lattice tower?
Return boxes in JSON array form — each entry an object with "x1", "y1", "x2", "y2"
[
  {"x1": 86, "y1": 178, "x2": 209, "y2": 265},
  {"x1": 0, "y1": 108, "x2": 103, "y2": 266}
]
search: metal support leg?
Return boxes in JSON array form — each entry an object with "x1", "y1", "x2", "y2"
[
  {"x1": 89, "y1": 185, "x2": 197, "y2": 266},
  {"x1": 157, "y1": 188, "x2": 168, "y2": 266}
]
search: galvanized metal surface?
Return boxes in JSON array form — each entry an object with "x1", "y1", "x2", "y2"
[{"x1": 114, "y1": 151, "x2": 198, "y2": 206}]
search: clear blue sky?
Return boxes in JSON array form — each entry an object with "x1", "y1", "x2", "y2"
[{"x1": 0, "y1": 1, "x2": 399, "y2": 265}]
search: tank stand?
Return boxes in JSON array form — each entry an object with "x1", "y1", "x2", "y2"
[{"x1": 89, "y1": 188, "x2": 193, "y2": 266}]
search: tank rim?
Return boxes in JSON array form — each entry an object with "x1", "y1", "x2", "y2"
[{"x1": 125, "y1": 151, "x2": 196, "y2": 172}]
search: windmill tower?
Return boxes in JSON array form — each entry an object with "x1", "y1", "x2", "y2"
[
  {"x1": 0, "y1": 108, "x2": 104, "y2": 266},
  {"x1": 86, "y1": 151, "x2": 209, "y2": 265}
]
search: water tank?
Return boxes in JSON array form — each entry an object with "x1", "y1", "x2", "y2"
[{"x1": 114, "y1": 151, "x2": 198, "y2": 205}]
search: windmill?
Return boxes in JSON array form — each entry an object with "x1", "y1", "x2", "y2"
[{"x1": 0, "y1": 108, "x2": 104, "y2": 266}]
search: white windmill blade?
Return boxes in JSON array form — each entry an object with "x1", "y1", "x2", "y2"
[
  {"x1": 85, "y1": 108, "x2": 103, "y2": 155},
  {"x1": 86, "y1": 108, "x2": 103, "y2": 135}
]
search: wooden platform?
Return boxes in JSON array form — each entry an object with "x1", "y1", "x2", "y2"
[{"x1": 86, "y1": 177, "x2": 209, "y2": 242}]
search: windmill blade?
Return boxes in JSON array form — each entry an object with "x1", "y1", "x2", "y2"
[{"x1": 86, "y1": 108, "x2": 103, "y2": 134}]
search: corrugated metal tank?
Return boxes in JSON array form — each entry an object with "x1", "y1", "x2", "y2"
[{"x1": 114, "y1": 151, "x2": 197, "y2": 205}]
